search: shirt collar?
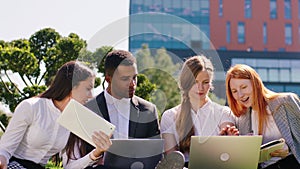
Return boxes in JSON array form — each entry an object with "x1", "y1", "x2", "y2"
[
  {"x1": 104, "y1": 90, "x2": 130, "y2": 105},
  {"x1": 191, "y1": 98, "x2": 213, "y2": 114}
]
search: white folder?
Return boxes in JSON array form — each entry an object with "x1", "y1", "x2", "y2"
[{"x1": 57, "y1": 99, "x2": 115, "y2": 147}]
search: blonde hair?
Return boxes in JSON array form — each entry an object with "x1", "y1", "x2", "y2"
[
  {"x1": 225, "y1": 64, "x2": 281, "y2": 134},
  {"x1": 176, "y1": 55, "x2": 214, "y2": 153}
]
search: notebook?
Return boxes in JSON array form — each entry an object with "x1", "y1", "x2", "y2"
[
  {"x1": 189, "y1": 136, "x2": 262, "y2": 169},
  {"x1": 104, "y1": 139, "x2": 164, "y2": 169},
  {"x1": 57, "y1": 99, "x2": 115, "y2": 147}
]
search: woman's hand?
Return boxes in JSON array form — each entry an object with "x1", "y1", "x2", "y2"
[
  {"x1": 220, "y1": 125, "x2": 239, "y2": 136},
  {"x1": 91, "y1": 131, "x2": 112, "y2": 158},
  {"x1": 270, "y1": 148, "x2": 289, "y2": 158},
  {"x1": 0, "y1": 155, "x2": 7, "y2": 169}
]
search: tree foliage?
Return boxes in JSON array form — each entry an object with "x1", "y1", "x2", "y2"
[
  {"x1": 135, "y1": 44, "x2": 182, "y2": 115},
  {"x1": 135, "y1": 74, "x2": 156, "y2": 102},
  {"x1": 134, "y1": 44, "x2": 226, "y2": 116},
  {"x1": 0, "y1": 28, "x2": 88, "y2": 112}
]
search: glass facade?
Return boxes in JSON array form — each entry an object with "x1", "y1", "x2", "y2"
[
  {"x1": 232, "y1": 58, "x2": 300, "y2": 95},
  {"x1": 232, "y1": 58, "x2": 300, "y2": 83},
  {"x1": 129, "y1": 0, "x2": 210, "y2": 52}
]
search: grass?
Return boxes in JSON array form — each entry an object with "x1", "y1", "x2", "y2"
[{"x1": 45, "y1": 161, "x2": 63, "y2": 169}]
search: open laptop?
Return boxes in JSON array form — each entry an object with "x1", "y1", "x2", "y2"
[
  {"x1": 189, "y1": 136, "x2": 262, "y2": 169},
  {"x1": 104, "y1": 139, "x2": 164, "y2": 169}
]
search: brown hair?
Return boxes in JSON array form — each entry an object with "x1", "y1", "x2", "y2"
[
  {"x1": 40, "y1": 61, "x2": 94, "y2": 100},
  {"x1": 39, "y1": 60, "x2": 94, "y2": 165},
  {"x1": 176, "y1": 55, "x2": 214, "y2": 153},
  {"x1": 225, "y1": 64, "x2": 280, "y2": 134}
]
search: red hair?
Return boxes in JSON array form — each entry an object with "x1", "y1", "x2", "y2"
[{"x1": 225, "y1": 64, "x2": 280, "y2": 134}]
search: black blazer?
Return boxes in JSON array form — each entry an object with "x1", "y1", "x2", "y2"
[{"x1": 85, "y1": 92, "x2": 161, "y2": 139}]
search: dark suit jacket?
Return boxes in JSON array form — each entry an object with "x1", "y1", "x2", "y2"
[
  {"x1": 85, "y1": 91, "x2": 161, "y2": 139},
  {"x1": 83, "y1": 92, "x2": 161, "y2": 168}
]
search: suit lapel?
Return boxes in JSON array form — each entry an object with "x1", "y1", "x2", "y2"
[
  {"x1": 129, "y1": 96, "x2": 139, "y2": 138},
  {"x1": 96, "y1": 92, "x2": 111, "y2": 122}
]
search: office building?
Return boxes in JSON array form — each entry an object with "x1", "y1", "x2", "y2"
[{"x1": 129, "y1": 0, "x2": 300, "y2": 97}]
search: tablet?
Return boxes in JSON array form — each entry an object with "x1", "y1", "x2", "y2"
[{"x1": 57, "y1": 99, "x2": 115, "y2": 147}]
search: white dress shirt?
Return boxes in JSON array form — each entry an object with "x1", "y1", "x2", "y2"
[
  {"x1": 104, "y1": 90, "x2": 130, "y2": 139},
  {"x1": 0, "y1": 98, "x2": 70, "y2": 166}
]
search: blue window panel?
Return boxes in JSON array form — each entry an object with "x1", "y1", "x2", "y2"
[
  {"x1": 263, "y1": 23, "x2": 267, "y2": 44},
  {"x1": 285, "y1": 24, "x2": 292, "y2": 45},
  {"x1": 245, "y1": 0, "x2": 252, "y2": 18},
  {"x1": 270, "y1": 0, "x2": 277, "y2": 19},
  {"x1": 238, "y1": 22, "x2": 245, "y2": 43},
  {"x1": 284, "y1": 0, "x2": 292, "y2": 19},
  {"x1": 226, "y1": 22, "x2": 231, "y2": 43},
  {"x1": 219, "y1": 0, "x2": 223, "y2": 17}
]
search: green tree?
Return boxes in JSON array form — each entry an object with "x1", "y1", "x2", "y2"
[
  {"x1": 78, "y1": 46, "x2": 113, "y2": 89},
  {"x1": 42, "y1": 32, "x2": 87, "y2": 85},
  {"x1": 135, "y1": 44, "x2": 154, "y2": 72},
  {"x1": 135, "y1": 46, "x2": 182, "y2": 116},
  {"x1": 0, "y1": 28, "x2": 88, "y2": 112},
  {"x1": 135, "y1": 74, "x2": 156, "y2": 102},
  {"x1": 0, "y1": 112, "x2": 9, "y2": 131}
]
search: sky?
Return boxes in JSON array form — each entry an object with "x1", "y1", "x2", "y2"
[
  {"x1": 0, "y1": 0, "x2": 129, "y2": 49},
  {"x1": 0, "y1": 0, "x2": 130, "y2": 113}
]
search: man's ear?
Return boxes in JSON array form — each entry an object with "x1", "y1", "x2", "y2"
[{"x1": 105, "y1": 76, "x2": 111, "y2": 83}]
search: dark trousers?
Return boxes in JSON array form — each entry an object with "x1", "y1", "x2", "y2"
[
  {"x1": 259, "y1": 155, "x2": 300, "y2": 169},
  {"x1": 85, "y1": 165, "x2": 110, "y2": 169},
  {"x1": 9, "y1": 156, "x2": 45, "y2": 169}
]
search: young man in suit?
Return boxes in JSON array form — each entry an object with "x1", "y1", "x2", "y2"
[{"x1": 63, "y1": 49, "x2": 184, "y2": 169}]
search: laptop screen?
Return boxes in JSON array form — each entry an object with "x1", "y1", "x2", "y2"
[
  {"x1": 104, "y1": 139, "x2": 164, "y2": 169},
  {"x1": 188, "y1": 136, "x2": 262, "y2": 169}
]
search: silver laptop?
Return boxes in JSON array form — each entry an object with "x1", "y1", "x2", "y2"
[
  {"x1": 189, "y1": 136, "x2": 262, "y2": 169},
  {"x1": 104, "y1": 139, "x2": 164, "y2": 169}
]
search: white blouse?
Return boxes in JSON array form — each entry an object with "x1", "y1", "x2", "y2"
[
  {"x1": 0, "y1": 98, "x2": 70, "y2": 166},
  {"x1": 160, "y1": 99, "x2": 235, "y2": 161},
  {"x1": 161, "y1": 99, "x2": 235, "y2": 142},
  {"x1": 251, "y1": 107, "x2": 289, "y2": 168}
]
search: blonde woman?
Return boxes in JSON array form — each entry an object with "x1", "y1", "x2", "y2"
[{"x1": 160, "y1": 55, "x2": 238, "y2": 167}]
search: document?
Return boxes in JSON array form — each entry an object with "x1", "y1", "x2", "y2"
[
  {"x1": 259, "y1": 138, "x2": 285, "y2": 163},
  {"x1": 57, "y1": 99, "x2": 115, "y2": 147}
]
